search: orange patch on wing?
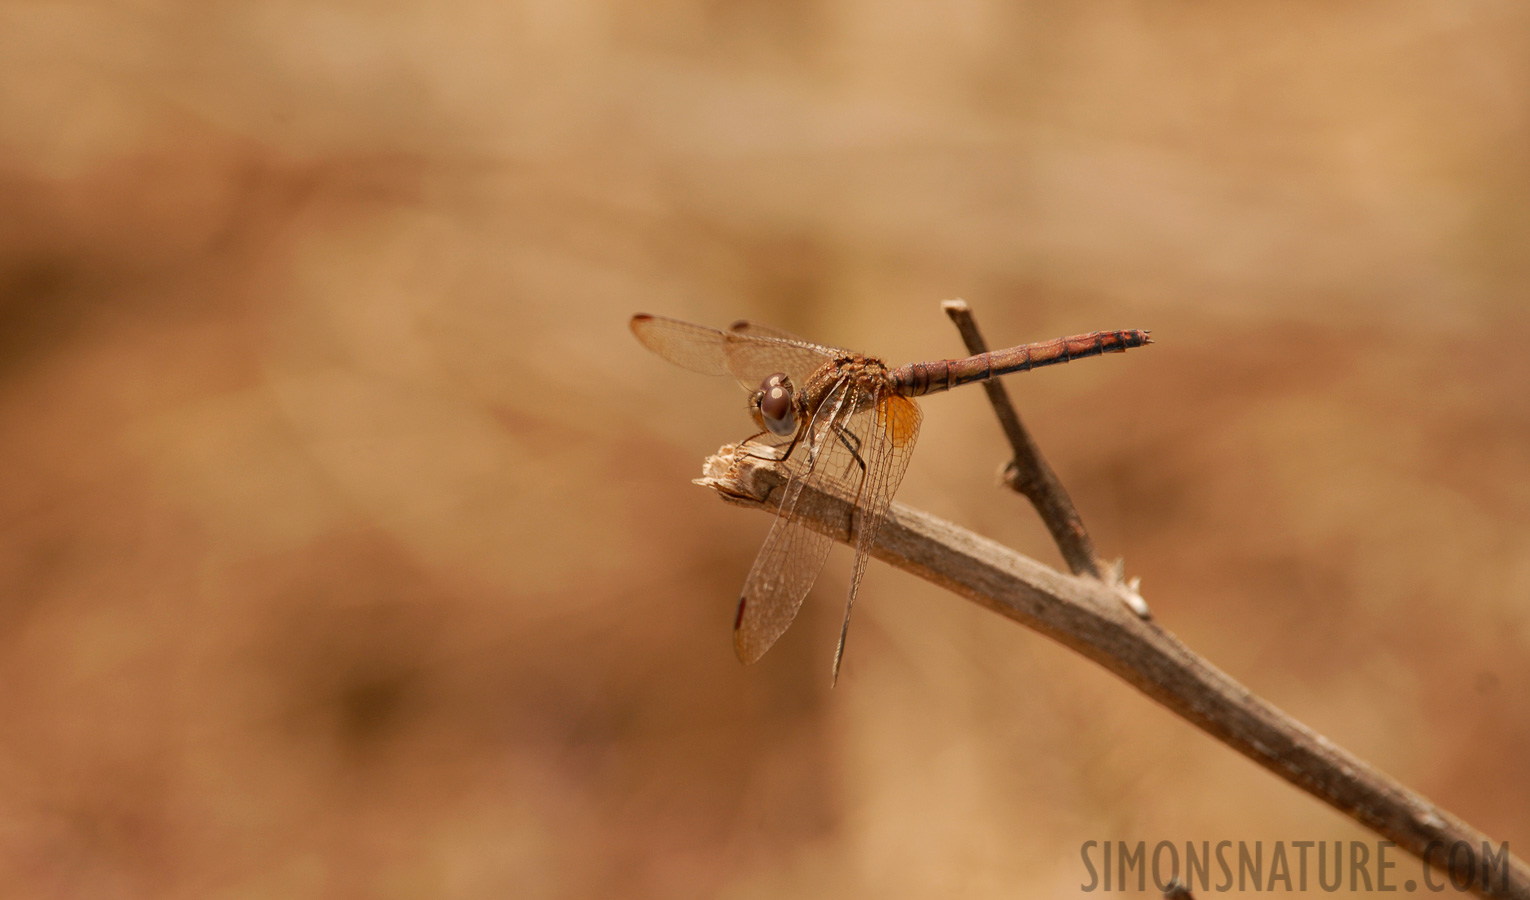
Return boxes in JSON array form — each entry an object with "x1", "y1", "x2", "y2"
[{"x1": 880, "y1": 395, "x2": 920, "y2": 447}]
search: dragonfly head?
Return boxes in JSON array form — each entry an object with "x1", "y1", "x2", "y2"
[{"x1": 750, "y1": 372, "x2": 798, "y2": 437}]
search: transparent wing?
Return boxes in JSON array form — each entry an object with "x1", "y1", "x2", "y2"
[
  {"x1": 632, "y1": 313, "x2": 834, "y2": 390},
  {"x1": 730, "y1": 319, "x2": 848, "y2": 356},
  {"x1": 829, "y1": 390, "x2": 922, "y2": 682},
  {"x1": 732, "y1": 379, "x2": 859, "y2": 664},
  {"x1": 630, "y1": 314, "x2": 735, "y2": 376}
]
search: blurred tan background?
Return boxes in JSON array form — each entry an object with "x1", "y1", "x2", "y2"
[{"x1": 1, "y1": 2, "x2": 1527, "y2": 897}]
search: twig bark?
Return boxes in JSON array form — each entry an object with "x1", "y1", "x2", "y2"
[
  {"x1": 940, "y1": 299, "x2": 1103, "y2": 579},
  {"x1": 695, "y1": 448, "x2": 1529, "y2": 900}
]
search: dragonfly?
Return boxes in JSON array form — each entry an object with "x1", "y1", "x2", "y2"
[{"x1": 631, "y1": 312, "x2": 1151, "y2": 681}]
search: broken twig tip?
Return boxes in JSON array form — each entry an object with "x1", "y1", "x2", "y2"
[{"x1": 694, "y1": 443, "x2": 782, "y2": 503}]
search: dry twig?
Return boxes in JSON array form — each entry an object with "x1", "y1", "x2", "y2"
[
  {"x1": 695, "y1": 448, "x2": 1529, "y2": 900},
  {"x1": 940, "y1": 299, "x2": 1104, "y2": 579}
]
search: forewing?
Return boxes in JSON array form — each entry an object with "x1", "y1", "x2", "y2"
[
  {"x1": 730, "y1": 319, "x2": 848, "y2": 356},
  {"x1": 716, "y1": 335, "x2": 836, "y2": 391},
  {"x1": 732, "y1": 379, "x2": 857, "y2": 664},
  {"x1": 630, "y1": 314, "x2": 735, "y2": 376},
  {"x1": 830, "y1": 390, "x2": 922, "y2": 682},
  {"x1": 632, "y1": 313, "x2": 833, "y2": 390}
]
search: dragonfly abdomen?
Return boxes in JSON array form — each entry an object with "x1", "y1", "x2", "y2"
[{"x1": 891, "y1": 329, "x2": 1151, "y2": 397}]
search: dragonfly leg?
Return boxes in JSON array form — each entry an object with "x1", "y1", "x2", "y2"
[
  {"x1": 827, "y1": 423, "x2": 871, "y2": 539},
  {"x1": 831, "y1": 424, "x2": 868, "y2": 476},
  {"x1": 737, "y1": 418, "x2": 814, "y2": 464},
  {"x1": 735, "y1": 431, "x2": 793, "y2": 462}
]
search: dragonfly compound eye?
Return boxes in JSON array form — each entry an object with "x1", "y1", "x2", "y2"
[{"x1": 757, "y1": 373, "x2": 796, "y2": 436}]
